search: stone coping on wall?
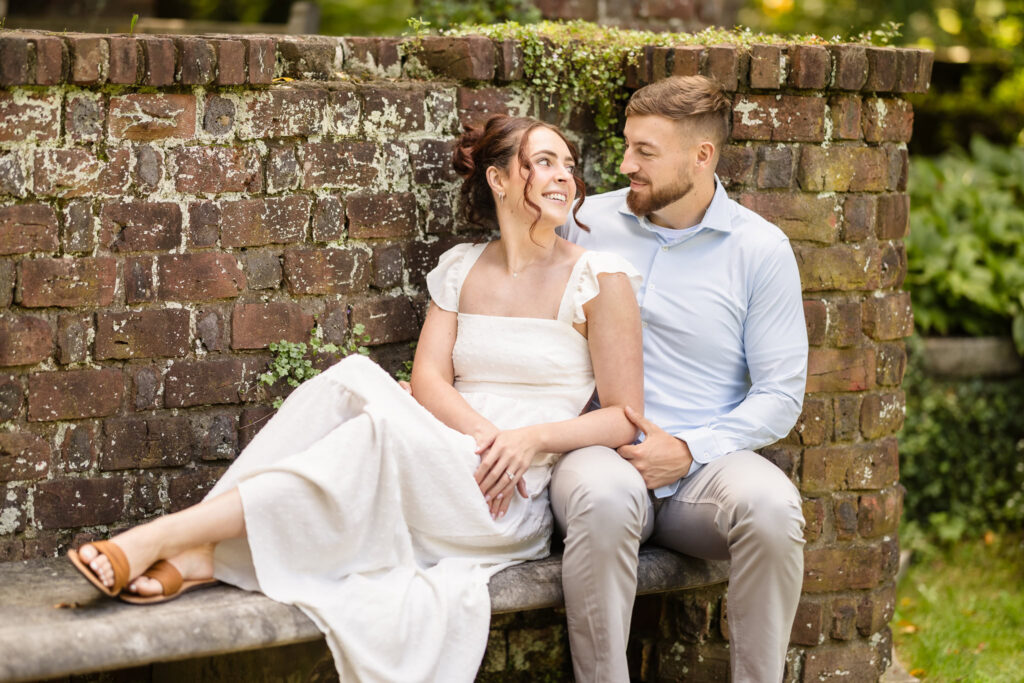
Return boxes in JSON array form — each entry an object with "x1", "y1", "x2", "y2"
[
  {"x1": 0, "y1": 29, "x2": 933, "y2": 94},
  {"x1": 0, "y1": 547, "x2": 727, "y2": 683}
]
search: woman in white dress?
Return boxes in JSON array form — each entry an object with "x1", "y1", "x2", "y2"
[{"x1": 68, "y1": 115, "x2": 644, "y2": 681}]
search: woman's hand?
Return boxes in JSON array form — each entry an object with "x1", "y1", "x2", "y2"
[{"x1": 474, "y1": 427, "x2": 539, "y2": 518}]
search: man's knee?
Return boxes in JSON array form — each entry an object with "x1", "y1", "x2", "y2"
[
  {"x1": 551, "y1": 445, "x2": 649, "y2": 542},
  {"x1": 733, "y1": 471, "x2": 805, "y2": 559}
]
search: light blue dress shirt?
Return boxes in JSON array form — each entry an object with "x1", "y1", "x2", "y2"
[{"x1": 562, "y1": 179, "x2": 808, "y2": 497}]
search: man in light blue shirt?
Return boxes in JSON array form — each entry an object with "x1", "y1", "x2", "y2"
[{"x1": 552, "y1": 76, "x2": 808, "y2": 682}]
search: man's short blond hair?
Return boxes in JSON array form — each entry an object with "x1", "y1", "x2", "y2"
[{"x1": 625, "y1": 75, "x2": 732, "y2": 151}]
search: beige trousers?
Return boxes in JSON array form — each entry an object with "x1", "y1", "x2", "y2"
[{"x1": 550, "y1": 447, "x2": 805, "y2": 683}]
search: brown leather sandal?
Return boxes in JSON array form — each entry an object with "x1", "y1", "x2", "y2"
[
  {"x1": 119, "y1": 560, "x2": 218, "y2": 605},
  {"x1": 67, "y1": 540, "x2": 131, "y2": 597}
]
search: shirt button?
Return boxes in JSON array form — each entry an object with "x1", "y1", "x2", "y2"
[
  {"x1": 660, "y1": 246, "x2": 669, "y2": 252},
  {"x1": 648, "y1": 284, "x2": 655, "y2": 291},
  {"x1": 641, "y1": 321, "x2": 648, "y2": 329}
]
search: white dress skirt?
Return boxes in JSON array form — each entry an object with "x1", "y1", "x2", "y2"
[{"x1": 205, "y1": 242, "x2": 641, "y2": 682}]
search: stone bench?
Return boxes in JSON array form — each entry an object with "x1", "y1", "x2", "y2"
[{"x1": 0, "y1": 548, "x2": 727, "y2": 682}]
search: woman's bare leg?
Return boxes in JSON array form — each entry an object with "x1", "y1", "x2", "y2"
[{"x1": 77, "y1": 488, "x2": 245, "y2": 595}]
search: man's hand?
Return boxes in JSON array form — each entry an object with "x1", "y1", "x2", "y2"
[{"x1": 617, "y1": 406, "x2": 693, "y2": 489}]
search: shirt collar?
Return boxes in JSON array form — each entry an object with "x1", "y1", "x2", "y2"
[{"x1": 617, "y1": 175, "x2": 735, "y2": 234}]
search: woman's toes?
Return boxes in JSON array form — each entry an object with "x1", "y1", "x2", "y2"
[
  {"x1": 127, "y1": 575, "x2": 164, "y2": 597},
  {"x1": 78, "y1": 544, "x2": 98, "y2": 563}
]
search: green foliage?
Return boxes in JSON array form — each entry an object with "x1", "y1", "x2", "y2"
[
  {"x1": 893, "y1": 533, "x2": 1024, "y2": 682},
  {"x1": 906, "y1": 138, "x2": 1024, "y2": 351},
  {"x1": 415, "y1": 0, "x2": 540, "y2": 26},
  {"x1": 259, "y1": 323, "x2": 371, "y2": 409},
  {"x1": 317, "y1": 0, "x2": 415, "y2": 37},
  {"x1": 898, "y1": 336, "x2": 1024, "y2": 536}
]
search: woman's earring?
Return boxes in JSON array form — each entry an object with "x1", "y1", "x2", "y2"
[{"x1": 498, "y1": 192, "x2": 505, "y2": 204}]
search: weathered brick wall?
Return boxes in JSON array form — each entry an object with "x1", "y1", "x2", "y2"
[{"x1": 0, "y1": 30, "x2": 930, "y2": 681}]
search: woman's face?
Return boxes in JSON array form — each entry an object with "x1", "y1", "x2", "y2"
[{"x1": 503, "y1": 127, "x2": 577, "y2": 229}]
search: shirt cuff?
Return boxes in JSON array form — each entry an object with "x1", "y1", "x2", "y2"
[{"x1": 676, "y1": 427, "x2": 720, "y2": 468}]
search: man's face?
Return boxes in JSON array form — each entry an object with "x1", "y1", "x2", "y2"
[{"x1": 620, "y1": 115, "x2": 696, "y2": 217}]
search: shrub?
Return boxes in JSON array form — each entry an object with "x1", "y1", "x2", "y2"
[{"x1": 906, "y1": 138, "x2": 1024, "y2": 354}]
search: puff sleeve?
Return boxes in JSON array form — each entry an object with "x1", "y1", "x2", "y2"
[
  {"x1": 570, "y1": 251, "x2": 642, "y2": 324},
  {"x1": 425, "y1": 242, "x2": 476, "y2": 312}
]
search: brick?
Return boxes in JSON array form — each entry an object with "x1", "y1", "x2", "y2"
[
  {"x1": 109, "y1": 94, "x2": 196, "y2": 142},
  {"x1": 192, "y1": 309, "x2": 224, "y2": 354},
  {"x1": 139, "y1": 36, "x2": 176, "y2": 86},
  {"x1": 841, "y1": 195, "x2": 876, "y2": 243},
  {"x1": 349, "y1": 297, "x2": 419, "y2": 345},
  {"x1": 240, "y1": 406, "x2": 275, "y2": 448},
  {"x1": 195, "y1": 412, "x2": 239, "y2": 461},
  {"x1": 803, "y1": 641, "x2": 882, "y2": 682},
  {"x1": 68, "y1": 36, "x2": 108, "y2": 85},
  {"x1": 731, "y1": 95, "x2": 825, "y2": 142},
  {"x1": 704, "y1": 45, "x2": 738, "y2": 91},
  {"x1": 107, "y1": 36, "x2": 139, "y2": 84},
  {"x1": 886, "y1": 144, "x2": 909, "y2": 192},
  {"x1": 833, "y1": 494, "x2": 859, "y2": 540},
  {"x1": 242, "y1": 37, "x2": 275, "y2": 84},
  {"x1": 806, "y1": 348, "x2": 876, "y2": 393},
  {"x1": 801, "y1": 497, "x2": 824, "y2": 543},
  {"x1": 804, "y1": 299, "x2": 826, "y2": 346},
  {"x1": 863, "y1": 292, "x2": 913, "y2": 341},
  {"x1": 457, "y1": 87, "x2": 521, "y2": 126},
  {"x1": 829, "y1": 300, "x2": 863, "y2": 348},
  {"x1": 829, "y1": 95, "x2": 862, "y2": 140},
  {"x1": 0, "y1": 204, "x2": 58, "y2": 255},
  {"x1": 738, "y1": 193, "x2": 838, "y2": 244},
  {"x1": 204, "y1": 93, "x2": 236, "y2": 137},
  {"x1": 132, "y1": 365, "x2": 162, "y2": 411},
  {"x1": 858, "y1": 584, "x2": 896, "y2": 637},
  {"x1": 794, "y1": 245, "x2": 878, "y2": 292},
  {"x1": 0, "y1": 432, "x2": 50, "y2": 482},
  {"x1": 62, "y1": 199, "x2": 96, "y2": 254},
  {"x1": 831, "y1": 45, "x2": 868, "y2": 91},
  {"x1": 878, "y1": 241, "x2": 907, "y2": 290},
  {"x1": 865, "y1": 47, "x2": 899, "y2": 92},
  {"x1": 0, "y1": 152, "x2": 26, "y2": 197},
  {"x1": 0, "y1": 92, "x2": 59, "y2": 142},
  {"x1": 300, "y1": 141, "x2": 378, "y2": 189},
  {"x1": 876, "y1": 193, "x2": 909, "y2": 240},
  {"x1": 495, "y1": 39, "x2": 525, "y2": 81},
  {"x1": 794, "y1": 396, "x2": 831, "y2": 449},
  {"x1": 803, "y1": 544, "x2": 884, "y2": 592},
  {"x1": 244, "y1": 89, "x2": 327, "y2": 139},
  {"x1": 858, "y1": 487, "x2": 902, "y2": 538},
  {"x1": 833, "y1": 394, "x2": 862, "y2": 443},
  {"x1": 859, "y1": 390, "x2": 905, "y2": 441},
  {"x1": 176, "y1": 37, "x2": 215, "y2": 85},
  {"x1": 34, "y1": 477, "x2": 123, "y2": 529},
  {"x1": 266, "y1": 144, "x2": 299, "y2": 193},
  {"x1": 320, "y1": 305, "x2": 349, "y2": 346},
  {"x1": 907, "y1": 49, "x2": 933, "y2": 94},
  {"x1": 95, "y1": 309, "x2": 190, "y2": 360},
  {"x1": 830, "y1": 597, "x2": 859, "y2": 640},
  {"x1": 875, "y1": 342, "x2": 906, "y2": 387},
  {"x1": 231, "y1": 302, "x2": 314, "y2": 350},
  {"x1": 424, "y1": 191, "x2": 454, "y2": 235},
  {"x1": 33, "y1": 36, "x2": 66, "y2": 85},
  {"x1": 173, "y1": 145, "x2": 262, "y2": 195},
  {"x1": 100, "y1": 201, "x2": 182, "y2": 252},
  {"x1": 276, "y1": 36, "x2": 339, "y2": 80},
  {"x1": 759, "y1": 445, "x2": 799, "y2": 479},
  {"x1": 0, "y1": 375, "x2": 23, "y2": 420},
  {"x1": 65, "y1": 92, "x2": 105, "y2": 143},
  {"x1": 372, "y1": 245, "x2": 404, "y2": 290},
  {"x1": 798, "y1": 146, "x2": 889, "y2": 192},
  {"x1": 312, "y1": 195, "x2": 344, "y2": 242},
  {"x1": 33, "y1": 148, "x2": 130, "y2": 198},
  {"x1": 345, "y1": 36, "x2": 402, "y2": 75},
  {"x1": 221, "y1": 195, "x2": 310, "y2": 247},
  {"x1": 19, "y1": 258, "x2": 116, "y2": 308},
  {"x1": 183, "y1": 200, "x2": 219, "y2": 248},
  {"x1": 405, "y1": 237, "x2": 468, "y2": 287},
  {"x1": 419, "y1": 36, "x2": 495, "y2": 81},
  {"x1": 158, "y1": 253, "x2": 245, "y2": 301},
  {"x1": 802, "y1": 439, "x2": 898, "y2": 494},
  {"x1": 755, "y1": 145, "x2": 794, "y2": 189},
  {"x1": 788, "y1": 45, "x2": 830, "y2": 89},
  {"x1": 862, "y1": 98, "x2": 914, "y2": 143},
  {"x1": 284, "y1": 249, "x2": 370, "y2": 296},
  {"x1": 347, "y1": 193, "x2": 417, "y2": 239},
  {"x1": 789, "y1": 599, "x2": 823, "y2": 646},
  {"x1": 133, "y1": 144, "x2": 164, "y2": 194},
  {"x1": 670, "y1": 46, "x2": 703, "y2": 77},
  {"x1": 241, "y1": 251, "x2": 283, "y2": 290},
  {"x1": 749, "y1": 44, "x2": 782, "y2": 89},
  {"x1": 361, "y1": 85, "x2": 426, "y2": 134},
  {"x1": 28, "y1": 368, "x2": 123, "y2": 421},
  {"x1": 56, "y1": 314, "x2": 91, "y2": 365},
  {"x1": 896, "y1": 48, "x2": 925, "y2": 93},
  {"x1": 101, "y1": 416, "x2": 192, "y2": 470},
  {"x1": 164, "y1": 358, "x2": 246, "y2": 408},
  {"x1": 169, "y1": 466, "x2": 229, "y2": 512},
  {"x1": 0, "y1": 315, "x2": 52, "y2": 367},
  {"x1": 410, "y1": 139, "x2": 457, "y2": 185},
  {"x1": 126, "y1": 470, "x2": 164, "y2": 517},
  {"x1": 0, "y1": 262, "x2": 13, "y2": 308},
  {"x1": 125, "y1": 256, "x2": 156, "y2": 304},
  {"x1": 327, "y1": 87, "x2": 361, "y2": 136},
  {"x1": 715, "y1": 145, "x2": 755, "y2": 187}
]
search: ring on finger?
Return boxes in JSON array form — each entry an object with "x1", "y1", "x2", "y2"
[{"x1": 506, "y1": 469, "x2": 515, "y2": 481}]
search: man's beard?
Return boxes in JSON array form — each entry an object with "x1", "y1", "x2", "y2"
[{"x1": 626, "y1": 173, "x2": 694, "y2": 217}]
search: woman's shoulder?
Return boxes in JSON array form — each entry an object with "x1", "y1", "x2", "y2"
[
  {"x1": 426, "y1": 241, "x2": 489, "y2": 312},
  {"x1": 566, "y1": 249, "x2": 642, "y2": 324}
]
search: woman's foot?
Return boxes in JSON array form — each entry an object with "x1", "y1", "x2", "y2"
[{"x1": 126, "y1": 545, "x2": 215, "y2": 597}]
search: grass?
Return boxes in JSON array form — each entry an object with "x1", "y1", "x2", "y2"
[{"x1": 893, "y1": 532, "x2": 1024, "y2": 682}]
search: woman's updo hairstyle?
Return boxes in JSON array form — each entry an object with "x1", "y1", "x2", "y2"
[{"x1": 452, "y1": 114, "x2": 588, "y2": 234}]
